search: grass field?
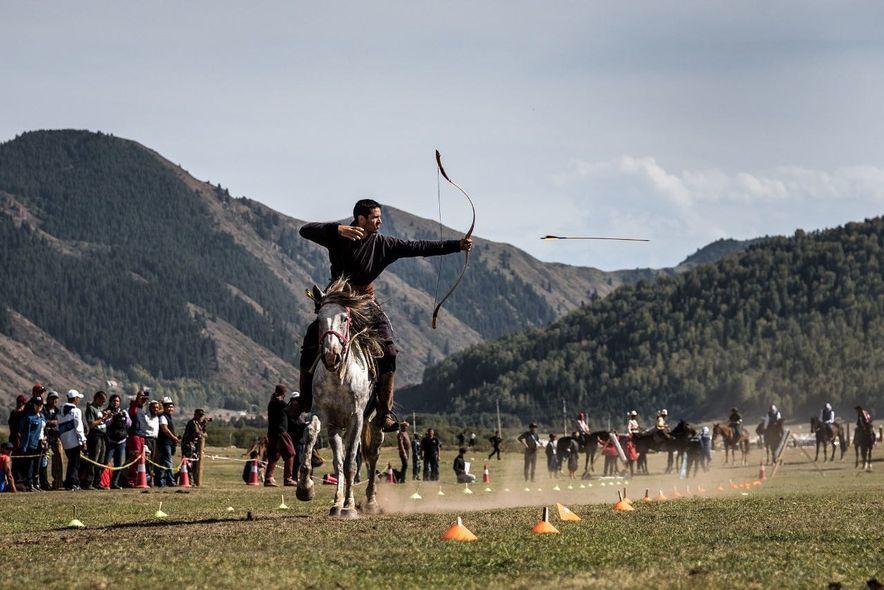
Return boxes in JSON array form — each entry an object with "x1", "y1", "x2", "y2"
[{"x1": 1, "y1": 442, "x2": 881, "y2": 589}]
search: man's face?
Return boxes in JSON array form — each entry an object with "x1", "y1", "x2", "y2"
[
  {"x1": 164, "y1": 404, "x2": 175, "y2": 415},
  {"x1": 149, "y1": 403, "x2": 159, "y2": 416},
  {"x1": 356, "y1": 207, "x2": 382, "y2": 234}
]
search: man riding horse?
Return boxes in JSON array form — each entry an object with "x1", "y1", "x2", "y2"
[
  {"x1": 819, "y1": 402, "x2": 836, "y2": 439},
  {"x1": 728, "y1": 407, "x2": 743, "y2": 441},
  {"x1": 298, "y1": 199, "x2": 472, "y2": 433}
]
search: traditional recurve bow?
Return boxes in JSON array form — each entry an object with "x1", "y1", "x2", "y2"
[{"x1": 432, "y1": 149, "x2": 476, "y2": 329}]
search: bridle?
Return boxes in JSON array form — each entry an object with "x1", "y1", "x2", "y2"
[{"x1": 320, "y1": 305, "x2": 351, "y2": 367}]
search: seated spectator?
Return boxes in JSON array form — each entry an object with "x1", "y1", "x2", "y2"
[{"x1": 453, "y1": 447, "x2": 475, "y2": 484}]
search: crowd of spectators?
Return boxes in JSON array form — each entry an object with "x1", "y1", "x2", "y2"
[{"x1": 2, "y1": 384, "x2": 208, "y2": 493}]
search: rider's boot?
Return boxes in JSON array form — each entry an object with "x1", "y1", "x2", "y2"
[{"x1": 373, "y1": 372, "x2": 399, "y2": 433}]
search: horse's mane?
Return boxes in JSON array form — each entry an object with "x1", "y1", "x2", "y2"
[{"x1": 319, "y1": 278, "x2": 385, "y2": 361}]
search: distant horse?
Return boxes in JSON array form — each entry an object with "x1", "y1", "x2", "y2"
[
  {"x1": 579, "y1": 430, "x2": 610, "y2": 476},
  {"x1": 633, "y1": 421, "x2": 697, "y2": 474},
  {"x1": 712, "y1": 423, "x2": 750, "y2": 465},
  {"x1": 296, "y1": 279, "x2": 385, "y2": 518},
  {"x1": 854, "y1": 421, "x2": 877, "y2": 472},
  {"x1": 760, "y1": 419, "x2": 785, "y2": 465},
  {"x1": 809, "y1": 417, "x2": 846, "y2": 462}
]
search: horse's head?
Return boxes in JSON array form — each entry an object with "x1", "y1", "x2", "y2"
[
  {"x1": 317, "y1": 297, "x2": 351, "y2": 373},
  {"x1": 809, "y1": 416, "x2": 819, "y2": 433},
  {"x1": 711, "y1": 423, "x2": 721, "y2": 441}
]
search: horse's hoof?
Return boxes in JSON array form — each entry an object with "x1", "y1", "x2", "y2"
[
  {"x1": 339, "y1": 508, "x2": 359, "y2": 519},
  {"x1": 362, "y1": 502, "x2": 380, "y2": 515},
  {"x1": 329, "y1": 506, "x2": 342, "y2": 517},
  {"x1": 296, "y1": 485, "x2": 315, "y2": 502}
]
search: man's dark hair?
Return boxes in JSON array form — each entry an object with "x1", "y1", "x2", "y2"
[
  {"x1": 274, "y1": 384, "x2": 287, "y2": 397},
  {"x1": 353, "y1": 199, "x2": 381, "y2": 220},
  {"x1": 458, "y1": 447, "x2": 467, "y2": 455}
]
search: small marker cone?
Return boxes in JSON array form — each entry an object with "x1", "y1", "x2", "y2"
[
  {"x1": 531, "y1": 507, "x2": 560, "y2": 534},
  {"x1": 672, "y1": 487, "x2": 682, "y2": 499},
  {"x1": 643, "y1": 489, "x2": 652, "y2": 503},
  {"x1": 657, "y1": 489, "x2": 668, "y2": 501},
  {"x1": 463, "y1": 484, "x2": 473, "y2": 495},
  {"x1": 523, "y1": 487, "x2": 531, "y2": 492},
  {"x1": 226, "y1": 506, "x2": 235, "y2": 512},
  {"x1": 759, "y1": 461, "x2": 767, "y2": 481},
  {"x1": 716, "y1": 484, "x2": 725, "y2": 492},
  {"x1": 613, "y1": 490, "x2": 635, "y2": 512},
  {"x1": 553, "y1": 484, "x2": 561, "y2": 491},
  {"x1": 729, "y1": 479, "x2": 739, "y2": 490},
  {"x1": 154, "y1": 502, "x2": 168, "y2": 519},
  {"x1": 503, "y1": 488, "x2": 511, "y2": 492},
  {"x1": 567, "y1": 483, "x2": 574, "y2": 490},
  {"x1": 278, "y1": 495, "x2": 289, "y2": 510},
  {"x1": 556, "y1": 503, "x2": 581, "y2": 522},
  {"x1": 752, "y1": 480, "x2": 762, "y2": 487},
  {"x1": 437, "y1": 487, "x2": 445, "y2": 496},
  {"x1": 67, "y1": 507, "x2": 85, "y2": 528},
  {"x1": 536, "y1": 488, "x2": 543, "y2": 493},
  {"x1": 441, "y1": 517, "x2": 477, "y2": 542},
  {"x1": 697, "y1": 485, "x2": 706, "y2": 494},
  {"x1": 587, "y1": 483, "x2": 593, "y2": 488},
  {"x1": 484, "y1": 487, "x2": 493, "y2": 493},
  {"x1": 741, "y1": 492, "x2": 750, "y2": 496},
  {"x1": 579, "y1": 483, "x2": 586, "y2": 489},
  {"x1": 410, "y1": 491, "x2": 422, "y2": 500},
  {"x1": 686, "y1": 485, "x2": 693, "y2": 496},
  {"x1": 600, "y1": 482, "x2": 606, "y2": 487}
]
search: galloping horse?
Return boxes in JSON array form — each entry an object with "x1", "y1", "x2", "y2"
[
  {"x1": 296, "y1": 279, "x2": 385, "y2": 518},
  {"x1": 854, "y1": 420, "x2": 876, "y2": 472},
  {"x1": 760, "y1": 418, "x2": 785, "y2": 465},
  {"x1": 809, "y1": 417, "x2": 846, "y2": 462},
  {"x1": 712, "y1": 423, "x2": 750, "y2": 465}
]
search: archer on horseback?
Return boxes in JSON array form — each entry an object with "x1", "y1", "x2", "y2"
[{"x1": 298, "y1": 198, "x2": 472, "y2": 433}]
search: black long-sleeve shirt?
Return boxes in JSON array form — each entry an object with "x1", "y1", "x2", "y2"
[
  {"x1": 267, "y1": 398, "x2": 288, "y2": 436},
  {"x1": 299, "y1": 222, "x2": 461, "y2": 288}
]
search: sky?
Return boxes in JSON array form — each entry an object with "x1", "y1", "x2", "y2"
[{"x1": 2, "y1": 1, "x2": 884, "y2": 269}]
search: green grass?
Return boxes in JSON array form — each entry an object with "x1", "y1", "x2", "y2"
[{"x1": 1, "y1": 445, "x2": 880, "y2": 589}]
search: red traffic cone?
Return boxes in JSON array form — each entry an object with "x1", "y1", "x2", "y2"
[
  {"x1": 322, "y1": 473, "x2": 338, "y2": 485},
  {"x1": 133, "y1": 454, "x2": 150, "y2": 489},
  {"x1": 386, "y1": 462, "x2": 395, "y2": 483},
  {"x1": 246, "y1": 459, "x2": 260, "y2": 486},
  {"x1": 178, "y1": 458, "x2": 191, "y2": 488},
  {"x1": 482, "y1": 464, "x2": 491, "y2": 484},
  {"x1": 758, "y1": 461, "x2": 766, "y2": 481}
]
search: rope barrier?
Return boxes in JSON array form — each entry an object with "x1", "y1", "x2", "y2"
[{"x1": 77, "y1": 452, "x2": 143, "y2": 471}]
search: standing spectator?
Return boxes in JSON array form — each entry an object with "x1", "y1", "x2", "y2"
[
  {"x1": 7, "y1": 394, "x2": 27, "y2": 483},
  {"x1": 468, "y1": 432, "x2": 476, "y2": 448},
  {"x1": 699, "y1": 426, "x2": 712, "y2": 469},
  {"x1": 126, "y1": 389, "x2": 150, "y2": 485},
  {"x1": 396, "y1": 422, "x2": 410, "y2": 483},
  {"x1": 453, "y1": 447, "x2": 476, "y2": 483},
  {"x1": 517, "y1": 422, "x2": 540, "y2": 482},
  {"x1": 421, "y1": 428, "x2": 441, "y2": 481},
  {"x1": 58, "y1": 390, "x2": 86, "y2": 491},
  {"x1": 156, "y1": 398, "x2": 180, "y2": 487},
  {"x1": 41, "y1": 392, "x2": 64, "y2": 490},
  {"x1": 139, "y1": 401, "x2": 161, "y2": 483},
  {"x1": 105, "y1": 394, "x2": 130, "y2": 489},
  {"x1": 410, "y1": 435, "x2": 422, "y2": 481},
  {"x1": 265, "y1": 385, "x2": 295, "y2": 487},
  {"x1": 602, "y1": 435, "x2": 619, "y2": 476},
  {"x1": 488, "y1": 431, "x2": 503, "y2": 461},
  {"x1": 0, "y1": 442, "x2": 16, "y2": 492},
  {"x1": 83, "y1": 390, "x2": 109, "y2": 489},
  {"x1": 545, "y1": 433, "x2": 559, "y2": 479},
  {"x1": 456, "y1": 431, "x2": 465, "y2": 447},
  {"x1": 566, "y1": 432, "x2": 581, "y2": 479},
  {"x1": 18, "y1": 397, "x2": 47, "y2": 491}
]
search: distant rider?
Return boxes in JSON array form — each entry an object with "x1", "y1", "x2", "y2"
[
  {"x1": 819, "y1": 403, "x2": 836, "y2": 438},
  {"x1": 626, "y1": 410, "x2": 640, "y2": 435},
  {"x1": 298, "y1": 199, "x2": 472, "y2": 433},
  {"x1": 728, "y1": 407, "x2": 743, "y2": 441},
  {"x1": 763, "y1": 404, "x2": 782, "y2": 430}
]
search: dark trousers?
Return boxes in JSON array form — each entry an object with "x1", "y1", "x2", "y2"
[
  {"x1": 86, "y1": 432, "x2": 107, "y2": 487},
  {"x1": 22, "y1": 447, "x2": 41, "y2": 488},
  {"x1": 489, "y1": 447, "x2": 501, "y2": 461},
  {"x1": 155, "y1": 441, "x2": 176, "y2": 487},
  {"x1": 64, "y1": 446, "x2": 82, "y2": 489},
  {"x1": 423, "y1": 455, "x2": 439, "y2": 481},
  {"x1": 398, "y1": 455, "x2": 408, "y2": 483},
  {"x1": 412, "y1": 455, "x2": 421, "y2": 480},
  {"x1": 107, "y1": 439, "x2": 126, "y2": 487},
  {"x1": 266, "y1": 432, "x2": 295, "y2": 482},
  {"x1": 523, "y1": 451, "x2": 537, "y2": 481}
]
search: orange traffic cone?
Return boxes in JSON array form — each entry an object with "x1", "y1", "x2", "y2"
[
  {"x1": 133, "y1": 453, "x2": 150, "y2": 489},
  {"x1": 386, "y1": 463, "x2": 395, "y2": 483},
  {"x1": 758, "y1": 461, "x2": 766, "y2": 481},
  {"x1": 246, "y1": 459, "x2": 260, "y2": 486},
  {"x1": 657, "y1": 489, "x2": 668, "y2": 501},
  {"x1": 482, "y1": 464, "x2": 491, "y2": 484},
  {"x1": 532, "y1": 507, "x2": 560, "y2": 534},
  {"x1": 697, "y1": 485, "x2": 707, "y2": 494},
  {"x1": 672, "y1": 487, "x2": 682, "y2": 499},
  {"x1": 715, "y1": 484, "x2": 725, "y2": 492},
  {"x1": 178, "y1": 458, "x2": 191, "y2": 488},
  {"x1": 613, "y1": 491, "x2": 635, "y2": 512},
  {"x1": 643, "y1": 489, "x2": 652, "y2": 503},
  {"x1": 441, "y1": 517, "x2": 478, "y2": 542},
  {"x1": 729, "y1": 479, "x2": 739, "y2": 490}
]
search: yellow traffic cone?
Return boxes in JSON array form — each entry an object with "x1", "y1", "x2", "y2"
[{"x1": 154, "y1": 502, "x2": 168, "y2": 519}]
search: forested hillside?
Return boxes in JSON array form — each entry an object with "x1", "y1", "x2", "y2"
[
  {"x1": 401, "y1": 218, "x2": 884, "y2": 424},
  {"x1": 0, "y1": 129, "x2": 677, "y2": 408}
]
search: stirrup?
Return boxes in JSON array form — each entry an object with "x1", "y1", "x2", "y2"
[{"x1": 378, "y1": 411, "x2": 399, "y2": 433}]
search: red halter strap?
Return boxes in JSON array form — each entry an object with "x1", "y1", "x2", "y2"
[{"x1": 320, "y1": 306, "x2": 351, "y2": 352}]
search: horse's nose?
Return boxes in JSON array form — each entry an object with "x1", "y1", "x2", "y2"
[{"x1": 324, "y1": 350, "x2": 340, "y2": 368}]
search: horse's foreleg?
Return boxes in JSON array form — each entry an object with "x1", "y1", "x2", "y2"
[
  {"x1": 341, "y1": 413, "x2": 362, "y2": 516},
  {"x1": 296, "y1": 415, "x2": 321, "y2": 501},
  {"x1": 327, "y1": 426, "x2": 345, "y2": 516}
]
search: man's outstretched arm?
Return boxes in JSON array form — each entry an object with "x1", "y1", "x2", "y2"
[{"x1": 385, "y1": 236, "x2": 472, "y2": 260}]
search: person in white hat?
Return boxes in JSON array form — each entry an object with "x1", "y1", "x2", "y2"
[
  {"x1": 57, "y1": 390, "x2": 86, "y2": 490},
  {"x1": 626, "y1": 411, "x2": 640, "y2": 434}
]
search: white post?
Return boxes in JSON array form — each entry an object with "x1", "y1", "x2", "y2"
[{"x1": 496, "y1": 400, "x2": 501, "y2": 436}]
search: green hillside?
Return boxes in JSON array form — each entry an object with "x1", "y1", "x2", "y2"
[{"x1": 401, "y1": 218, "x2": 884, "y2": 423}]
